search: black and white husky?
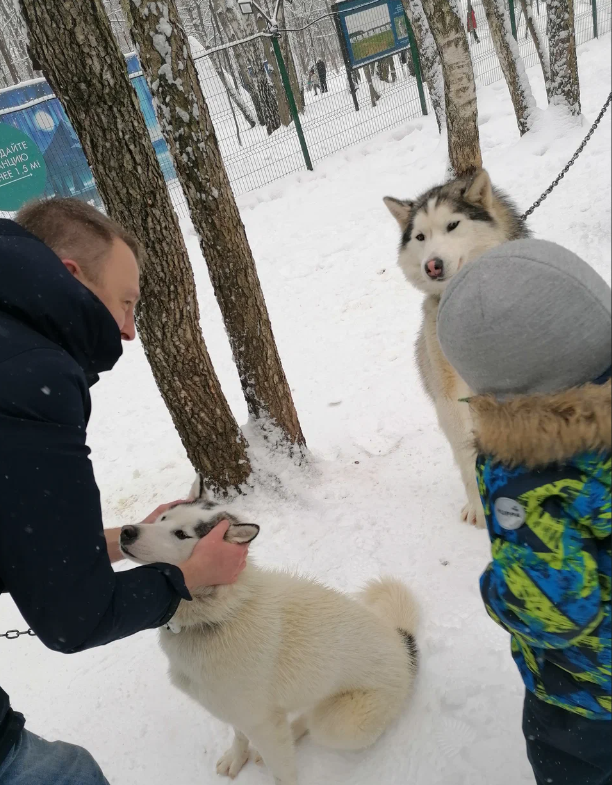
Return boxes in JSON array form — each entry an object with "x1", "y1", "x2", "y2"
[
  {"x1": 120, "y1": 484, "x2": 419, "y2": 785},
  {"x1": 384, "y1": 170, "x2": 530, "y2": 528}
]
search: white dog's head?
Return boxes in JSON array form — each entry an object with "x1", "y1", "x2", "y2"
[
  {"x1": 384, "y1": 170, "x2": 525, "y2": 297},
  {"x1": 119, "y1": 501, "x2": 260, "y2": 566}
]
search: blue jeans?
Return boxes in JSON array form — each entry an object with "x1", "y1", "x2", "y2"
[{"x1": 0, "y1": 730, "x2": 109, "y2": 784}]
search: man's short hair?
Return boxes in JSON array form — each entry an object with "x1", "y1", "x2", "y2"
[{"x1": 16, "y1": 198, "x2": 143, "y2": 283}]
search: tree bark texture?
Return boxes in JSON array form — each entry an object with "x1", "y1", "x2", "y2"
[
  {"x1": 257, "y1": 14, "x2": 292, "y2": 126},
  {"x1": 404, "y1": 0, "x2": 446, "y2": 132},
  {"x1": 420, "y1": 0, "x2": 482, "y2": 176},
  {"x1": 481, "y1": 0, "x2": 536, "y2": 135},
  {"x1": 124, "y1": 0, "x2": 306, "y2": 451},
  {"x1": 519, "y1": 0, "x2": 552, "y2": 102},
  {"x1": 277, "y1": 1, "x2": 305, "y2": 113},
  {"x1": 21, "y1": 0, "x2": 252, "y2": 493},
  {"x1": 546, "y1": 0, "x2": 581, "y2": 115}
]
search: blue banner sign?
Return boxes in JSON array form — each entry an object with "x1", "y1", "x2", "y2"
[
  {"x1": 0, "y1": 54, "x2": 176, "y2": 213},
  {"x1": 333, "y1": 0, "x2": 410, "y2": 68}
]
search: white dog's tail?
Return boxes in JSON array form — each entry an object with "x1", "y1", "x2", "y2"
[{"x1": 359, "y1": 578, "x2": 419, "y2": 672}]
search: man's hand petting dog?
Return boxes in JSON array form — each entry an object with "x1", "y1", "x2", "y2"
[{"x1": 179, "y1": 520, "x2": 249, "y2": 592}]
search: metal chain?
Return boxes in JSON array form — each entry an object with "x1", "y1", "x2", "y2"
[
  {"x1": 0, "y1": 629, "x2": 36, "y2": 640},
  {"x1": 522, "y1": 92, "x2": 612, "y2": 222}
]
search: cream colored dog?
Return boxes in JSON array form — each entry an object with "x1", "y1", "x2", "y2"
[
  {"x1": 384, "y1": 170, "x2": 530, "y2": 528},
  {"x1": 120, "y1": 496, "x2": 419, "y2": 785}
]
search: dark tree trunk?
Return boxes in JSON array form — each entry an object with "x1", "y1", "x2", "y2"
[
  {"x1": 21, "y1": 0, "x2": 252, "y2": 494},
  {"x1": 124, "y1": 0, "x2": 306, "y2": 452}
]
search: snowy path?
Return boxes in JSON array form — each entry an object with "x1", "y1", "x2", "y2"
[{"x1": 1, "y1": 36, "x2": 610, "y2": 785}]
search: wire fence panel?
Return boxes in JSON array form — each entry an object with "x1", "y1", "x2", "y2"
[{"x1": 0, "y1": 0, "x2": 609, "y2": 220}]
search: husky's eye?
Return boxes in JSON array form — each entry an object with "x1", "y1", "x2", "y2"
[
  {"x1": 447, "y1": 221, "x2": 460, "y2": 232},
  {"x1": 416, "y1": 233, "x2": 425, "y2": 242},
  {"x1": 174, "y1": 530, "x2": 191, "y2": 540},
  {"x1": 160, "y1": 515, "x2": 167, "y2": 521}
]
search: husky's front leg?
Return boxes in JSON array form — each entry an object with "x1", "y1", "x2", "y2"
[
  {"x1": 435, "y1": 393, "x2": 485, "y2": 529},
  {"x1": 217, "y1": 729, "x2": 250, "y2": 779},
  {"x1": 247, "y1": 712, "x2": 298, "y2": 785}
]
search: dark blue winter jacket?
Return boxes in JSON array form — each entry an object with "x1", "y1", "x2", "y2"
[{"x1": 0, "y1": 219, "x2": 190, "y2": 763}]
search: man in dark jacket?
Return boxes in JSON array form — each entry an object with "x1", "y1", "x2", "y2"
[{"x1": 0, "y1": 199, "x2": 248, "y2": 784}]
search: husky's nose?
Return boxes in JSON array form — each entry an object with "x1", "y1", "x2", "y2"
[
  {"x1": 121, "y1": 525, "x2": 139, "y2": 545},
  {"x1": 425, "y1": 257, "x2": 444, "y2": 280}
]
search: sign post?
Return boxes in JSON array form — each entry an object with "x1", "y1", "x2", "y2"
[
  {"x1": 332, "y1": 0, "x2": 428, "y2": 118},
  {"x1": 0, "y1": 124, "x2": 47, "y2": 212}
]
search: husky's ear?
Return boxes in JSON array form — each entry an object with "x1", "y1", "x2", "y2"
[
  {"x1": 188, "y1": 473, "x2": 209, "y2": 502},
  {"x1": 464, "y1": 169, "x2": 494, "y2": 212},
  {"x1": 225, "y1": 523, "x2": 260, "y2": 545},
  {"x1": 383, "y1": 197, "x2": 414, "y2": 229}
]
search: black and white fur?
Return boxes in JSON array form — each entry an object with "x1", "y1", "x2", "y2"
[{"x1": 384, "y1": 169, "x2": 530, "y2": 527}]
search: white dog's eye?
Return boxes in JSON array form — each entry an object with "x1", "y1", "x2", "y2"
[
  {"x1": 447, "y1": 221, "x2": 460, "y2": 232},
  {"x1": 174, "y1": 530, "x2": 192, "y2": 540},
  {"x1": 416, "y1": 233, "x2": 425, "y2": 242}
]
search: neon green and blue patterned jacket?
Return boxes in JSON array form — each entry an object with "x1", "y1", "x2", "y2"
[{"x1": 470, "y1": 377, "x2": 611, "y2": 720}]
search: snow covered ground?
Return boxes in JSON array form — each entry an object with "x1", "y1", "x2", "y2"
[{"x1": 1, "y1": 34, "x2": 611, "y2": 785}]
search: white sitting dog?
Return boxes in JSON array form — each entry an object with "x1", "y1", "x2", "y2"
[{"x1": 120, "y1": 493, "x2": 419, "y2": 785}]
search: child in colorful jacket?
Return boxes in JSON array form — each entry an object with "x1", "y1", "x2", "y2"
[{"x1": 437, "y1": 239, "x2": 611, "y2": 785}]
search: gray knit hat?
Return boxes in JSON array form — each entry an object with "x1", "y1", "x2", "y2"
[{"x1": 437, "y1": 239, "x2": 612, "y2": 397}]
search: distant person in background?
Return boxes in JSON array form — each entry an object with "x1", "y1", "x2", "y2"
[
  {"x1": 467, "y1": 3, "x2": 480, "y2": 44},
  {"x1": 309, "y1": 66, "x2": 320, "y2": 96},
  {"x1": 316, "y1": 58, "x2": 328, "y2": 93}
]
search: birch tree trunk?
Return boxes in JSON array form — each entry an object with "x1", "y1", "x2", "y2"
[
  {"x1": 277, "y1": 1, "x2": 305, "y2": 112},
  {"x1": 481, "y1": 0, "x2": 536, "y2": 135},
  {"x1": 404, "y1": 0, "x2": 446, "y2": 131},
  {"x1": 547, "y1": 0, "x2": 581, "y2": 115},
  {"x1": 124, "y1": 0, "x2": 306, "y2": 452},
  {"x1": 421, "y1": 0, "x2": 482, "y2": 176},
  {"x1": 257, "y1": 14, "x2": 292, "y2": 126},
  {"x1": 519, "y1": 0, "x2": 552, "y2": 102},
  {"x1": 21, "y1": 0, "x2": 252, "y2": 493}
]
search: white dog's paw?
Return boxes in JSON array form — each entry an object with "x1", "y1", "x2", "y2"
[
  {"x1": 216, "y1": 747, "x2": 250, "y2": 779},
  {"x1": 461, "y1": 502, "x2": 486, "y2": 530}
]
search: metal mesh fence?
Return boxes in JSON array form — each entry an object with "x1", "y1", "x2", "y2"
[{"x1": 0, "y1": 0, "x2": 609, "y2": 219}]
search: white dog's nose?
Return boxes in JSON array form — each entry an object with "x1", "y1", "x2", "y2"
[{"x1": 425, "y1": 257, "x2": 444, "y2": 279}]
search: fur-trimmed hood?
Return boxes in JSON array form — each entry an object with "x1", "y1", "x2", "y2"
[{"x1": 469, "y1": 379, "x2": 611, "y2": 469}]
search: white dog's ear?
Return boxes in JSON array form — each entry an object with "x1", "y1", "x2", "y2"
[
  {"x1": 464, "y1": 169, "x2": 494, "y2": 212},
  {"x1": 188, "y1": 473, "x2": 209, "y2": 502},
  {"x1": 226, "y1": 524, "x2": 260, "y2": 545},
  {"x1": 383, "y1": 196, "x2": 414, "y2": 229}
]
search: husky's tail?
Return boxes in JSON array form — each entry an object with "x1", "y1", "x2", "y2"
[{"x1": 359, "y1": 578, "x2": 419, "y2": 673}]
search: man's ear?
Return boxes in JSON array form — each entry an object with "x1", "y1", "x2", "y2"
[
  {"x1": 464, "y1": 169, "x2": 494, "y2": 212},
  {"x1": 383, "y1": 197, "x2": 414, "y2": 229},
  {"x1": 225, "y1": 524, "x2": 260, "y2": 545}
]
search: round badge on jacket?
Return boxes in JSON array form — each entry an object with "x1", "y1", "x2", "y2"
[{"x1": 494, "y1": 497, "x2": 526, "y2": 530}]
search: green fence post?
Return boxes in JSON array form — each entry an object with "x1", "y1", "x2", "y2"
[
  {"x1": 271, "y1": 34, "x2": 313, "y2": 172},
  {"x1": 404, "y1": 12, "x2": 428, "y2": 117},
  {"x1": 508, "y1": 0, "x2": 518, "y2": 40},
  {"x1": 591, "y1": 0, "x2": 599, "y2": 37}
]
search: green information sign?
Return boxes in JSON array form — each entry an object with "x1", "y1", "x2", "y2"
[{"x1": 0, "y1": 123, "x2": 47, "y2": 211}]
